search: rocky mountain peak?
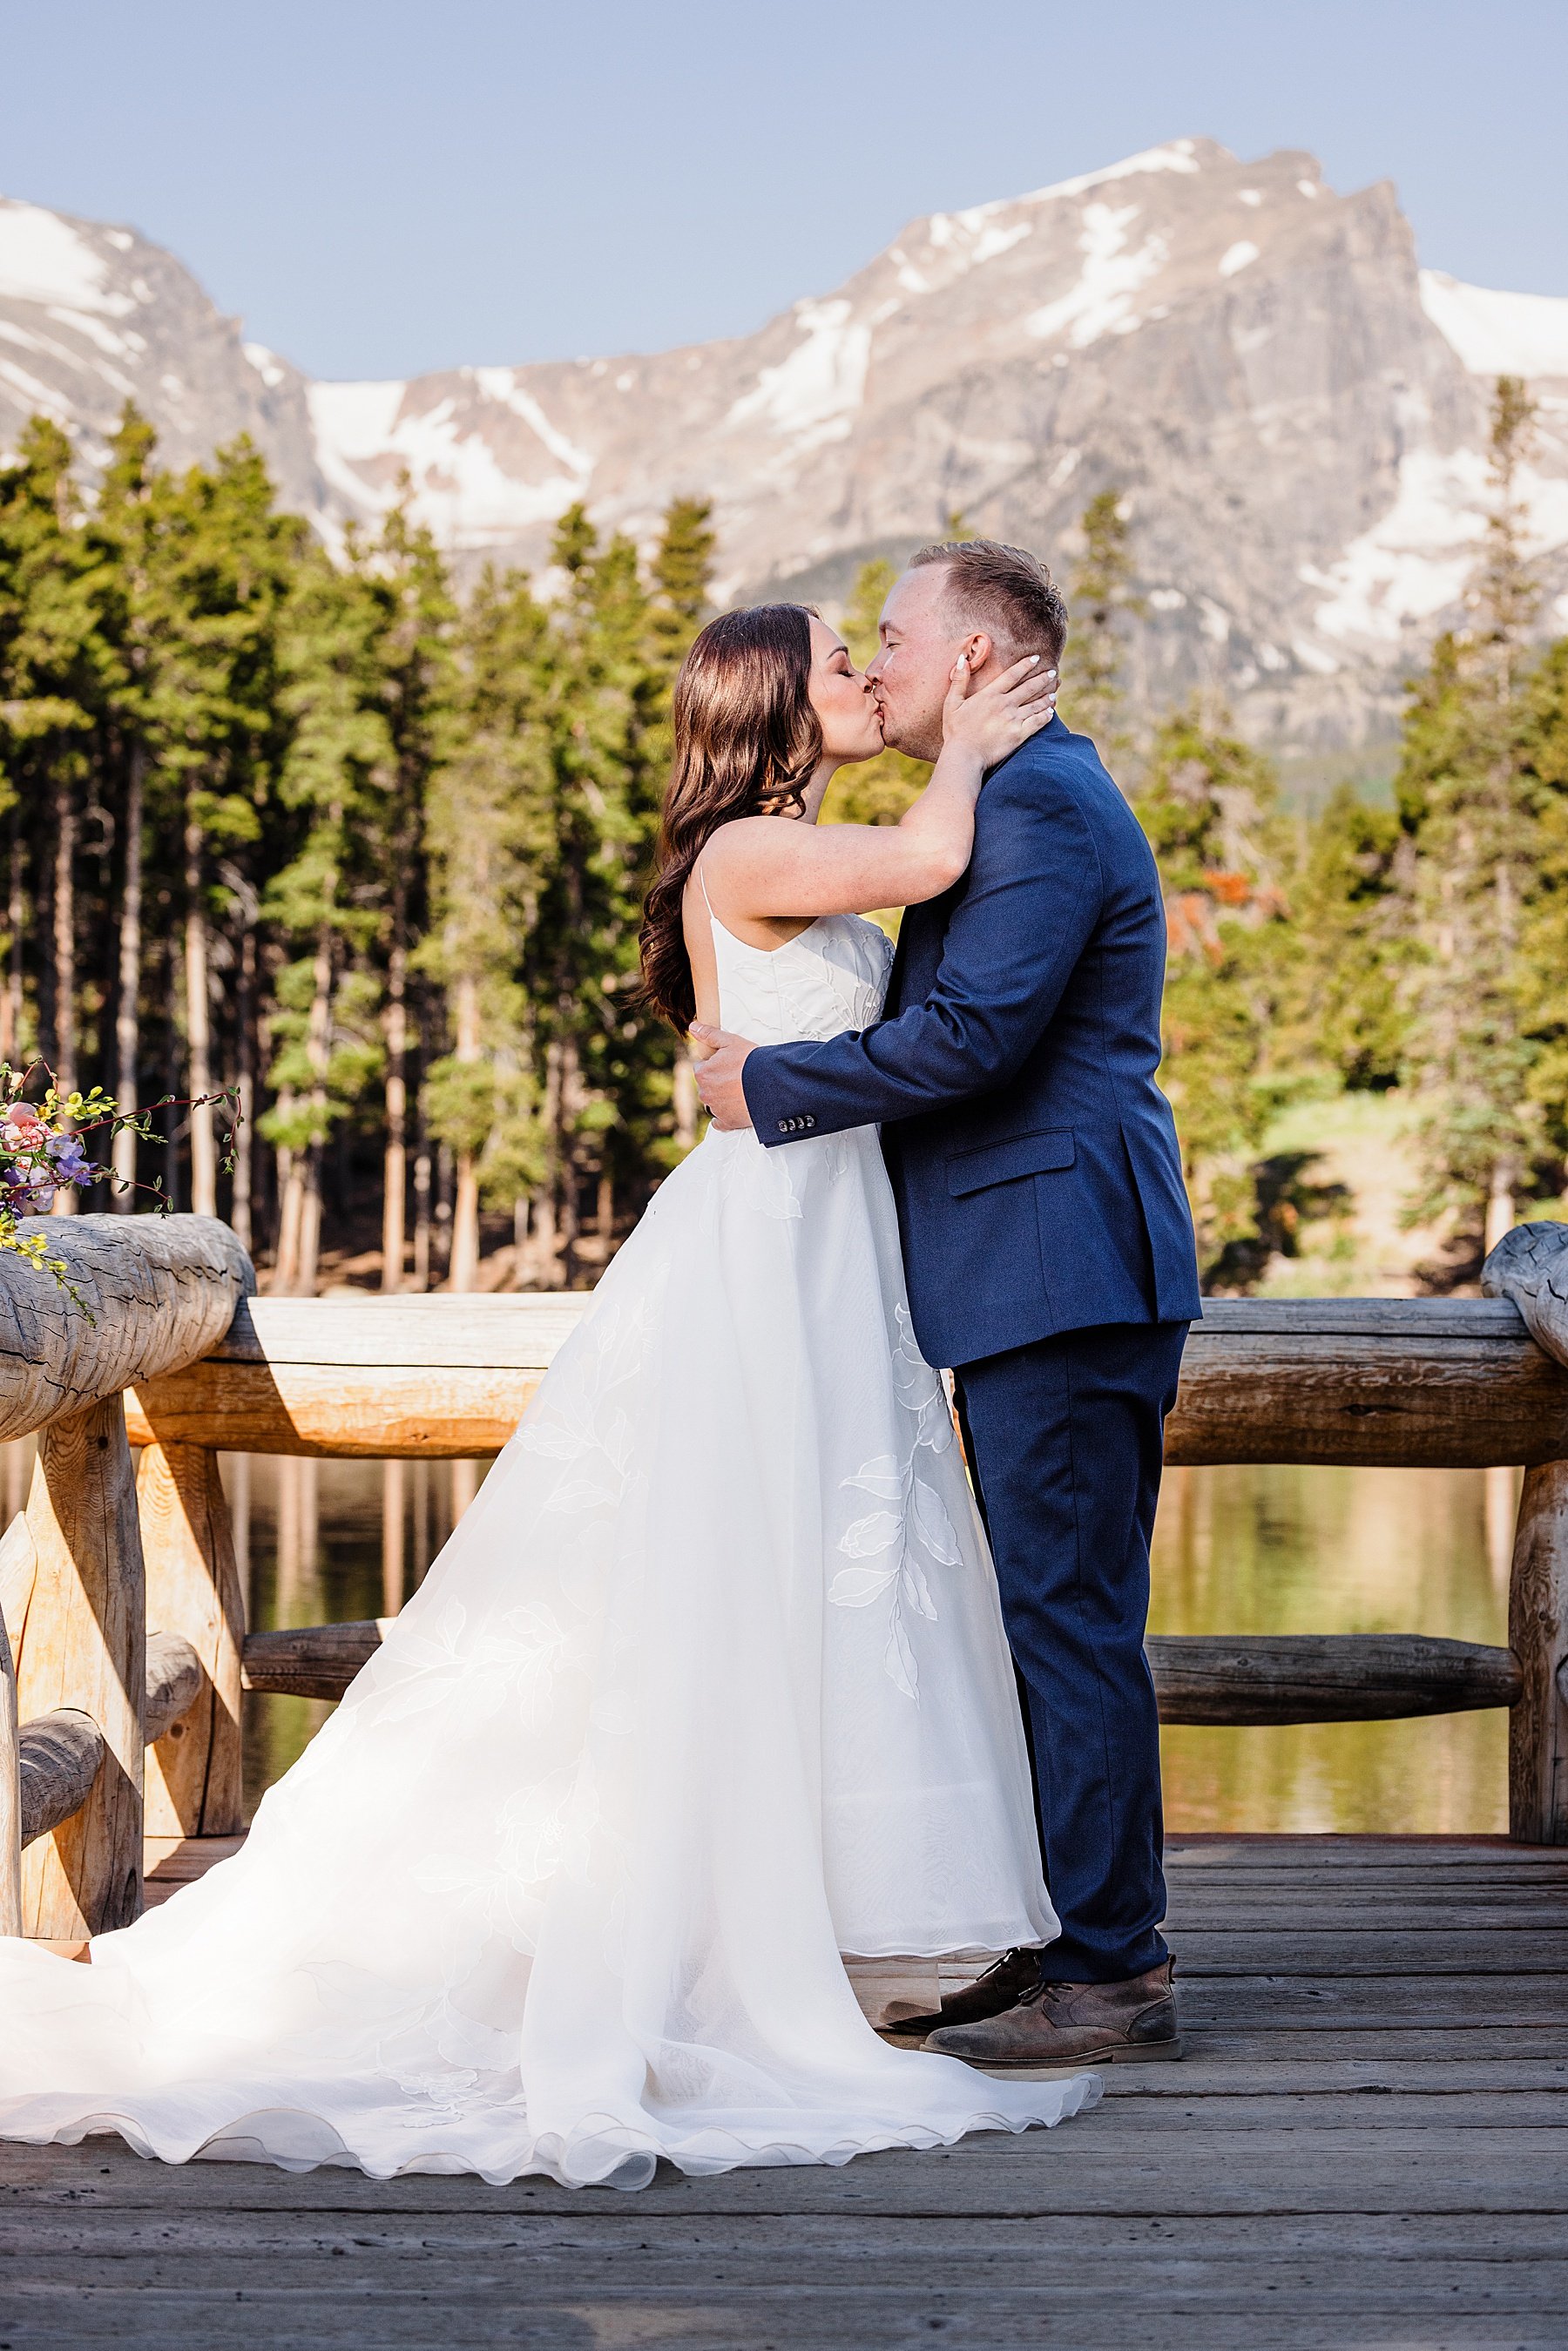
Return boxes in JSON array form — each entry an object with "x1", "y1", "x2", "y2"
[{"x1": 3, "y1": 145, "x2": 1566, "y2": 752}]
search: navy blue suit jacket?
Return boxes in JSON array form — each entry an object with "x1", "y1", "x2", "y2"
[{"x1": 740, "y1": 715, "x2": 1202, "y2": 1369}]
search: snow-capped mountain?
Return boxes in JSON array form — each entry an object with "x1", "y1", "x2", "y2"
[{"x1": 4, "y1": 140, "x2": 1567, "y2": 748}]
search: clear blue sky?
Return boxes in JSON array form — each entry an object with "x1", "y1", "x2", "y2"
[{"x1": 3, "y1": 0, "x2": 1564, "y2": 382}]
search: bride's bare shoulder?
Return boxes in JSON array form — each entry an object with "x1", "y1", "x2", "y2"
[{"x1": 693, "y1": 817, "x2": 796, "y2": 883}]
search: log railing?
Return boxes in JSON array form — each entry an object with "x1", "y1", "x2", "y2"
[
  {"x1": 0, "y1": 1216, "x2": 253, "y2": 1939},
  {"x1": 6, "y1": 1240, "x2": 1568, "y2": 1949},
  {"x1": 119, "y1": 1284, "x2": 1568, "y2": 1848}
]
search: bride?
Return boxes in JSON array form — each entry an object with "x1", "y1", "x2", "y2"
[{"x1": 0, "y1": 603, "x2": 1094, "y2": 2190}]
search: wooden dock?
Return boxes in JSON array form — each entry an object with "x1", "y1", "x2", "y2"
[{"x1": 3, "y1": 1831, "x2": 1565, "y2": 2348}]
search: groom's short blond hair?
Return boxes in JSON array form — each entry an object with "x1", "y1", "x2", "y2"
[{"x1": 909, "y1": 539, "x2": 1069, "y2": 668}]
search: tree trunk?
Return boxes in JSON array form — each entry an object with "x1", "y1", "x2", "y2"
[
  {"x1": 231, "y1": 920, "x2": 255, "y2": 1250},
  {"x1": 184, "y1": 809, "x2": 217, "y2": 1219},
  {"x1": 293, "y1": 923, "x2": 335, "y2": 1298},
  {"x1": 111, "y1": 742, "x2": 144, "y2": 1209},
  {"x1": 448, "y1": 972, "x2": 481, "y2": 1294},
  {"x1": 273, "y1": 1111, "x2": 304, "y2": 1298},
  {"x1": 435, "y1": 1144, "x2": 454, "y2": 1282},
  {"x1": 558, "y1": 1029, "x2": 581, "y2": 1288},
  {"x1": 381, "y1": 919, "x2": 408, "y2": 1293},
  {"x1": 0, "y1": 804, "x2": 22, "y2": 1069},
  {"x1": 51, "y1": 773, "x2": 78, "y2": 1214},
  {"x1": 1486, "y1": 1161, "x2": 1517, "y2": 1257}
]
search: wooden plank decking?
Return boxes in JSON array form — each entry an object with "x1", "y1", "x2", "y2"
[{"x1": 2, "y1": 1834, "x2": 1566, "y2": 2348}]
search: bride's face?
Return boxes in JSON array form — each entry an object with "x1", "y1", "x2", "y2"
[{"x1": 807, "y1": 617, "x2": 884, "y2": 764}]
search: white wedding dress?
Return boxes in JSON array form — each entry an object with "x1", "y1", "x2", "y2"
[{"x1": 0, "y1": 909, "x2": 1097, "y2": 2188}]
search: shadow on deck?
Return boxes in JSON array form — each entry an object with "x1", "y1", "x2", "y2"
[{"x1": 2, "y1": 1832, "x2": 1565, "y2": 2347}]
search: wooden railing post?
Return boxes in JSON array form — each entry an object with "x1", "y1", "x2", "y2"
[
  {"x1": 0, "y1": 1602, "x2": 20, "y2": 1936},
  {"x1": 16, "y1": 1398, "x2": 145, "y2": 1937},
  {"x1": 1509, "y1": 1457, "x2": 1568, "y2": 1844},
  {"x1": 138, "y1": 1440, "x2": 245, "y2": 1839}
]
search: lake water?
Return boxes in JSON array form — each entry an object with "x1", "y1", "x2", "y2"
[{"x1": 224, "y1": 1451, "x2": 1516, "y2": 1837}]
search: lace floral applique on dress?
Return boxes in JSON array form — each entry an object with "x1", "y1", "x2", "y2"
[{"x1": 829, "y1": 1307, "x2": 966, "y2": 1700}]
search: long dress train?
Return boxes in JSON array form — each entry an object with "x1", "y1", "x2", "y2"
[{"x1": 0, "y1": 909, "x2": 1097, "y2": 2187}]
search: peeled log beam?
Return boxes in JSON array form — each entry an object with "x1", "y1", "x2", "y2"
[
  {"x1": 1168, "y1": 1300, "x2": 1568, "y2": 1469},
  {"x1": 17, "y1": 1709, "x2": 104, "y2": 1848},
  {"x1": 143, "y1": 1631, "x2": 204, "y2": 1746},
  {"x1": 128, "y1": 1294, "x2": 1568, "y2": 1468},
  {"x1": 0, "y1": 1213, "x2": 253, "y2": 1445},
  {"x1": 247, "y1": 1620, "x2": 1524, "y2": 1726},
  {"x1": 12, "y1": 1633, "x2": 205, "y2": 1854},
  {"x1": 1148, "y1": 1633, "x2": 1523, "y2": 1725},
  {"x1": 242, "y1": 1619, "x2": 386, "y2": 1699}
]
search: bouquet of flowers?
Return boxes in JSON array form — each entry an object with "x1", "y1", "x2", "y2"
[{"x1": 0, "y1": 1062, "x2": 240, "y2": 1302}]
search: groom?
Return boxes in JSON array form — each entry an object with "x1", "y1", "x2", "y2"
[{"x1": 693, "y1": 540, "x2": 1202, "y2": 2069}]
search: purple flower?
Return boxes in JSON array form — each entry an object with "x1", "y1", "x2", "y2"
[{"x1": 44, "y1": 1133, "x2": 94, "y2": 1186}]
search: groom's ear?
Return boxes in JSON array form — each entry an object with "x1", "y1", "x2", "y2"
[{"x1": 962, "y1": 628, "x2": 995, "y2": 675}]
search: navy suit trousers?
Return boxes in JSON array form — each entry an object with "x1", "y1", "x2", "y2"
[{"x1": 953, "y1": 1320, "x2": 1189, "y2": 1983}]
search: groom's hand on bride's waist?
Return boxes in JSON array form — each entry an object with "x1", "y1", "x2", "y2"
[{"x1": 690, "y1": 1024, "x2": 757, "y2": 1132}]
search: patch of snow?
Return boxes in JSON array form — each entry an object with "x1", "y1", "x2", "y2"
[
  {"x1": 726, "y1": 297, "x2": 871, "y2": 445},
  {"x1": 1556, "y1": 591, "x2": 1568, "y2": 625},
  {"x1": 159, "y1": 373, "x2": 185, "y2": 399},
  {"x1": 1302, "y1": 445, "x2": 1490, "y2": 643},
  {"x1": 104, "y1": 229, "x2": 132, "y2": 252},
  {"x1": 1257, "y1": 642, "x2": 1288, "y2": 672},
  {"x1": 1200, "y1": 598, "x2": 1231, "y2": 643},
  {"x1": 49, "y1": 306, "x2": 129, "y2": 356},
  {"x1": 1024, "y1": 203, "x2": 1168, "y2": 349},
  {"x1": 0, "y1": 199, "x2": 134, "y2": 314},
  {"x1": 1298, "y1": 180, "x2": 1320, "y2": 199},
  {"x1": 311, "y1": 379, "x2": 592, "y2": 543},
  {"x1": 0, "y1": 321, "x2": 41, "y2": 352},
  {"x1": 0, "y1": 355, "x2": 66, "y2": 413},
  {"x1": 616, "y1": 372, "x2": 632, "y2": 392},
  {"x1": 1010, "y1": 139, "x2": 1204, "y2": 213},
  {"x1": 1219, "y1": 240, "x2": 1260, "y2": 279},
  {"x1": 1238, "y1": 189, "x2": 1263, "y2": 208},
  {"x1": 470, "y1": 368, "x2": 594, "y2": 478},
  {"x1": 1149, "y1": 587, "x2": 1186, "y2": 611},
  {"x1": 890, "y1": 245, "x2": 930, "y2": 294},
  {"x1": 1048, "y1": 448, "x2": 1081, "y2": 488},
  {"x1": 244, "y1": 341, "x2": 287, "y2": 389},
  {"x1": 1292, "y1": 636, "x2": 1340, "y2": 673},
  {"x1": 308, "y1": 379, "x2": 409, "y2": 458},
  {"x1": 1418, "y1": 270, "x2": 1568, "y2": 380}
]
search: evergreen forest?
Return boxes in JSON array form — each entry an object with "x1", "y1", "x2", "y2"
[{"x1": 1, "y1": 383, "x2": 1565, "y2": 1298}]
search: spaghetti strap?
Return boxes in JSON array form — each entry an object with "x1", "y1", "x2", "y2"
[{"x1": 695, "y1": 859, "x2": 716, "y2": 920}]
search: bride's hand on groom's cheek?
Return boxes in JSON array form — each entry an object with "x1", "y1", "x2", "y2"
[{"x1": 689, "y1": 1024, "x2": 757, "y2": 1131}]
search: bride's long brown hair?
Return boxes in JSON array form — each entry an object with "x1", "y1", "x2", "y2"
[{"x1": 639, "y1": 604, "x2": 823, "y2": 1031}]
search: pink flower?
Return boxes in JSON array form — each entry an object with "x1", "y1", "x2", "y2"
[{"x1": 3, "y1": 1105, "x2": 47, "y2": 1148}]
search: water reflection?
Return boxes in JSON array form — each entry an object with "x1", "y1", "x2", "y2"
[{"x1": 1150, "y1": 1464, "x2": 1511, "y2": 1834}]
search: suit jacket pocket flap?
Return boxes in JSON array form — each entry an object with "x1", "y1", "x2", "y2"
[{"x1": 946, "y1": 1127, "x2": 1077, "y2": 1197}]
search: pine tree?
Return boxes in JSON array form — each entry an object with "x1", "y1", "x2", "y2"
[
  {"x1": 1064, "y1": 488, "x2": 1142, "y2": 756},
  {"x1": 1281, "y1": 786, "x2": 1408, "y2": 1092},
  {"x1": 1517, "y1": 638, "x2": 1568, "y2": 1184},
  {"x1": 1134, "y1": 703, "x2": 1290, "y2": 1279},
  {"x1": 0, "y1": 420, "x2": 108, "y2": 1206},
  {"x1": 419, "y1": 566, "x2": 551, "y2": 1291},
  {"x1": 1399, "y1": 377, "x2": 1544, "y2": 1254},
  {"x1": 264, "y1": 539, "x2": 395, "y2": 1291}
]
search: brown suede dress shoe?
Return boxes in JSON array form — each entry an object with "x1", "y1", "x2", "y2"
[
  {"x1": 881, "y1": 1946, "x2": 1045, "y2": 2043},
  {"x1": 924, "y1": 1957, "x2": 1181, "y2": 2070}
]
